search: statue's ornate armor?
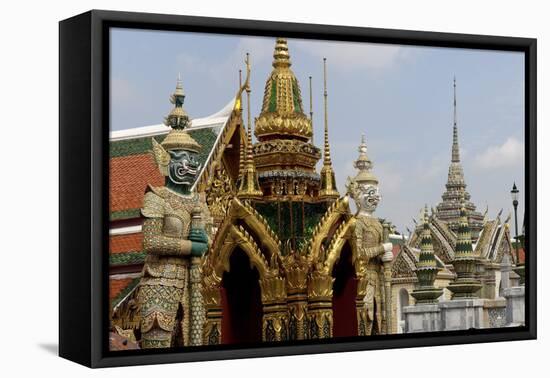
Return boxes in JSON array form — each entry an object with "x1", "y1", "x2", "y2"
[
  {"x1": 355, "y1": 215, "x2": 386, "y2": 334},
  {"x1": 138, "y1": 186, "x2": 211, "y2": 348}
]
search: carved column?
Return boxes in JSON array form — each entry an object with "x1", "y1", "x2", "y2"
[
  {"x1": 202, "y1": 284, "x2": 222, "y2": 345},
  {"x1": 307, "y1": 270, "x2": 334, "y2": 339},
  {"x1": 356, "y1": 274, "x2": 369, "y2": 336},
  {"x1": 283, "y1": 254, "x2": 309, "y2": 340},
  {"x1": 260, "y1": 274, "x2": 289, "y2": 342},
  {"x1": 354, "y1": 258, "x2": 369, "y2": 336}
]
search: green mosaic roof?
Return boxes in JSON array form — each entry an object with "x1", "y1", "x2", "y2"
[
  {"x1": 110, "y1": 251, "x2": 146, "y2": 266},
  {"x1": 253, "y1": 201, "x2": 329, "y2": 253},
  {"x1": 110, "y1": 127, "x2": 221, "y2": 160},
  {"x1": 110, "y1": 126, "x2": 222, "y2": 221},
  {"x1": 110, "y1": 209, "x2": 141, "y2": 221}
]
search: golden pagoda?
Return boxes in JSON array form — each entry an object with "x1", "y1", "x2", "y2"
[
  {"x1": 199, "y1": 38, "x2": 392, "y2": 345},
  {"x1": 252, "y1": 38, "x2": 323, "y2": 201}
]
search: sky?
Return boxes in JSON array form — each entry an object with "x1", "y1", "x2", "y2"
[{"x1": 110, "y1": 28, "x2": 525, "y2": 234}]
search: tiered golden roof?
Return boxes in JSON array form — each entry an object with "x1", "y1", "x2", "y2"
[
  {"x1": 250, "y1": 38, "x2": 324, "y2": 200},
  {"x1": 255, "y1": 38, "x2": 313, "y2": 141}
]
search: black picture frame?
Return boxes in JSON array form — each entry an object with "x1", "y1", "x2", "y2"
[{"x1": 59, "y1": 9, "x2": 537, "y2": 368}]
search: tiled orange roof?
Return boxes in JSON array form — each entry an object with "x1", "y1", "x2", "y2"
[
  {"x1": 110, "y1": 233, "x2": 143, "y2": 254},
  {"x1": 110, "y1": 154, "x2": 164, "y2": 213},
  {"x1": 110, "y1": 277, "x2": 135, "y2": 301}
]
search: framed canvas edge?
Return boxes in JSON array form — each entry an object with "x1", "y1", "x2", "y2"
[{"x1": 58, "y1": 9, "x2": 537, "y2": 369}]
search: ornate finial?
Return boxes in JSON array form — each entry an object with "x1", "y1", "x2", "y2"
[
  {"x1": 350, "y1": 133, "x2": 377, "y2": 185},
  {"x1": 238, "y1": 53, "x2": 263, "y2": 200},
  {"x1": 175, "y1": 73, "x2": 184, "y2": 98},
  {"x1": 165, "y1": 75, "x2": 191, "y2": 130},
  {"x1": 309, "y1": 75, "x2": 314, "y2": 143},
  {"x1": 273, "y1": 38, "x2": 291, "y2": 68},
  {"x1": 452, "y1": 76, "x2": 460, "y2": 163},
  {"x1": 354, "y1": 134, "x2": 373, "y2": 173},
  {"x1": 319, "y1": 58, "x2": 339, "y2": 199}
]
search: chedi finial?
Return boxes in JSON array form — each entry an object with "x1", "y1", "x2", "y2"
[{"x1": 273, "y1": 38, "x2": 291, "y2": 68}]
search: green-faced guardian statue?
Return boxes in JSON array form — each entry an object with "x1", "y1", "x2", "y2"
[{"x1": 137, "y1": 78, "x2": 212, "y2": 348}]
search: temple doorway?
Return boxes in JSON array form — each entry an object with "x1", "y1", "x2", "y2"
[
  {"x1": 331, "y1": 243, "x2": 358, "y2": 337},
  {"x1": 220, "y1": 248, "x2": 263, "y2": 344},
  {"x1": 397, "y1": 288, "x2": 409, "y2": 333}
]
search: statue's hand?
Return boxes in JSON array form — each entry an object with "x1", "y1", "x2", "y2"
[
  {"x1": 381, "y1": 242, "x2": 394, "y2": 263},
  {"x1": 190, "y1": 241, "x2": 208, "y2": 257},
  {"x1": 189, "y1": 228, "x2": 208, "y2": 244}
]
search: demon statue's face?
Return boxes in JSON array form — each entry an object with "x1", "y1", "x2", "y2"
[
  {"x1": 348, "y1": 179, "x2": 381, "y2": 216},
  {"x1": 167, "y1": 149, "x2": 201, "y2": 188}
]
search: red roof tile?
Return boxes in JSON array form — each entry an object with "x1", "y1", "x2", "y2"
[
  {"x1": 109, "y1": 277, "x2": 134, "y2": 301},
  {"x1": 110, "y1": 233, "x2": 143, "y2": 254},
  {"x1": 110, "y1": 154, "x2": 163, "y2": 213}
]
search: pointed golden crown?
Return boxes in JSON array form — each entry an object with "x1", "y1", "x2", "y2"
[{"x1": 161, "y1": 76, "x2": 201, "y2": 152}]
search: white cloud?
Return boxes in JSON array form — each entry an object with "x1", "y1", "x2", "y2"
[
  {"x1": 475, "y1": 137, "x2": 524, "y2": 169},
  {"x1": 294, "y1": 39, "x2": 411, "y2": 71}
]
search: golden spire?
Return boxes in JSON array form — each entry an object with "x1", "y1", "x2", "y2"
[
  {"x1": 309, "y1": 75, "x2": 314, "y2": 144},
  {"x1": 238, "y1": 53, "x2": 263, "y2": 199},
  {"x1": 323, "y1": 59, "x2": 332, "y2": 166},
  {"x1": 237, "y1": 69, "x2": 245, "y2": 181},
  {"x1": 238, "y1": 128, "x2": 245, "y2": 181},
  {"x1": 452, "y1": 76, "x2": 460, "y2": 163},
  {"x1": 255, "y1": 38, "x2": 312, "y2": 141},
  {"x1": 319, "y1": 58, "x2": 339, "y2": 199}
]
